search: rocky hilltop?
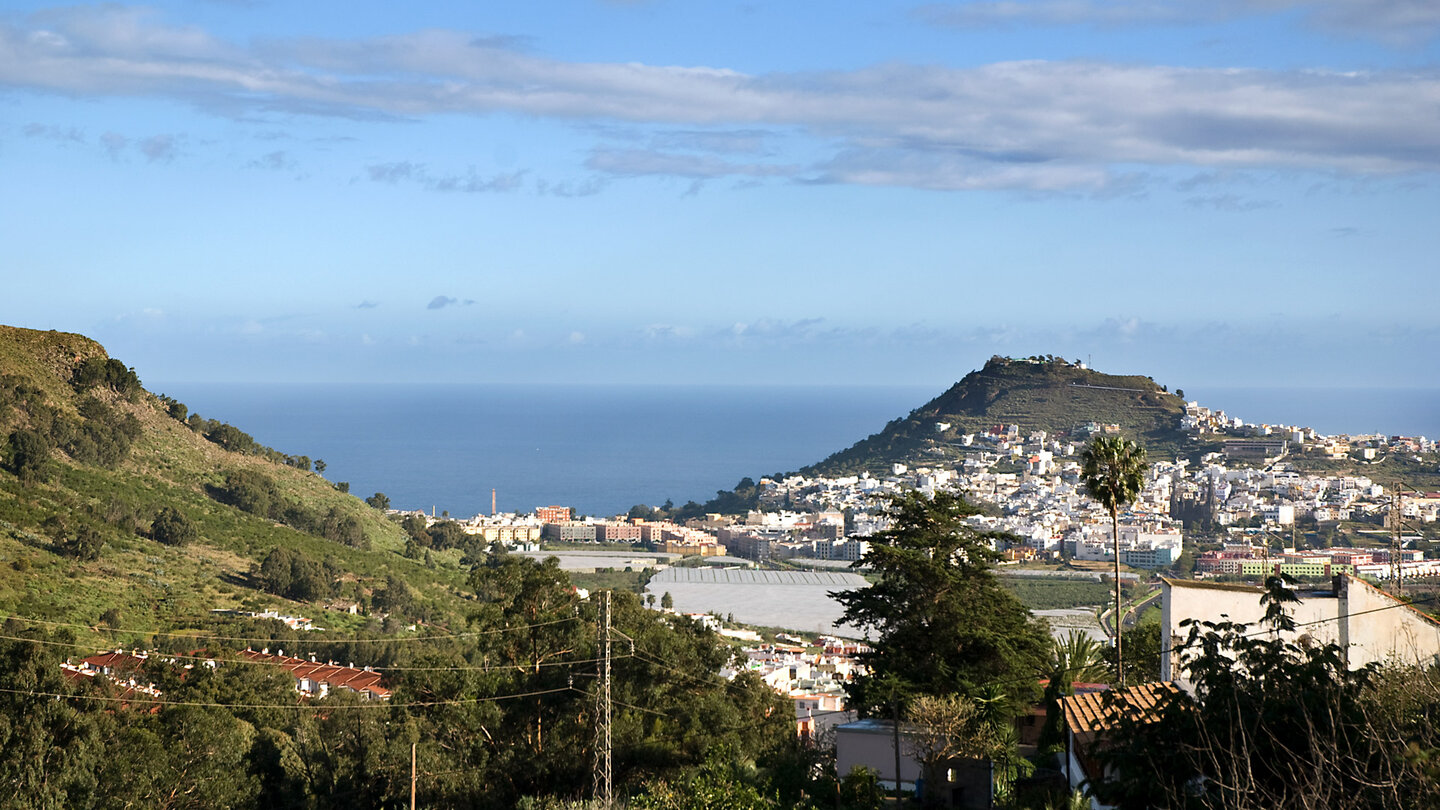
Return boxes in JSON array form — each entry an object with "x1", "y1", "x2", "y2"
[{"x1": 803, "y1": 355, "x2": 1190, "y2": 476}]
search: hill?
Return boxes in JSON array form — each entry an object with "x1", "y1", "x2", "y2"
[
  {"x1": 0, "y1": 326, "x2": 802, "y2": 810},
  {"x1": 802, "y1": 355, "x2": 1193, "y2": 477},
  {"x1": 0, "y1": 325, "x2": 469, "y2": 639}
]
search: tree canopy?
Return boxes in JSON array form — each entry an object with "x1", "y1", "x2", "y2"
[
  {"x1": 1079, "y1": 436, "x2": 1146, "y2": 521},
  {"x1": 4, "y1": 428, "x2": 54, "y2": 483},
  {"x1": 150, "y1": 506, "x2": 197, "y2": 547},
  {"x1": 832, "y1": 490, "x2": 1049, "y2": 715}
]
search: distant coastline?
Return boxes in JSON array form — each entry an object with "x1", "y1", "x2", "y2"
[
  {"x1": 1184, "y1": 386, "x2": 1440, "y2": 440},
  {"x1": 153, "y1": 382, "x2": 934, "y2": 519},
  {"x1": 153, "y1": 382, "x2": 1440, "y2": 520}
]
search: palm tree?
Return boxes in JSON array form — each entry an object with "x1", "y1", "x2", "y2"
[
  {"x1": 1049, "y1": 630, "x2": 1109, "y2": 688},
  {"x1": 1038, "y1": 631, "x2": 1110, "y2": 754},
  {"x1": 1080, "y1": 435, "x2": 1146, "y2": 687}
]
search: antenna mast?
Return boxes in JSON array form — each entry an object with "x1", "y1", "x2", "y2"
[{"x1": 594, "y1": 590, "x2": 613, "y2": 809}]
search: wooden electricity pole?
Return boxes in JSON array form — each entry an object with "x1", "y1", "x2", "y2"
[{"x1": 1391, "y1": 481, "x2": 1404, "y2": 595}]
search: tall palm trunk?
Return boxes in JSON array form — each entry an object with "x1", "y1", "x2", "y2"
[{"x1": 1112, "y1": 505, "x2": 1123, "y2": 688}]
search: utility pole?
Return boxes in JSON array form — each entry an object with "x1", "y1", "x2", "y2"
[
  {"x1": 891, "y1": 694, "x2": 904, "y2": 806},
  {"x1": 410, "y1": 741, "x2": 417, "y2": 810},
  {"x1": 1391, "y1": 481, "x2": 1404, "y2": 596},
  {"x1": 594, "y1": 590, "x2": 613, "y2": 810}
]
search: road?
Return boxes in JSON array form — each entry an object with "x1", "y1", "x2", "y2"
[{"x1": 1100, "y1": 588, "x2": 1162, "y2": 638}]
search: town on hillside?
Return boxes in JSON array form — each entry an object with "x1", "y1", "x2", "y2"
[
  {"x1": 397, "y1": 397, "x2": 1439, "y2": 584},
  {"x1": 351, "y1": 398, "x2": 1440, "y2": 806}
]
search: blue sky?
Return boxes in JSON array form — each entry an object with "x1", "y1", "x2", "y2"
[{"x1": 2, "y1": 1, "x2": 1437, "y2": 389}]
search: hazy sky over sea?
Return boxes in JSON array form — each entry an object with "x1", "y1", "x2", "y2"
[{"x1": 2, "y1": 2, "x2": 1437, "y2": 389}]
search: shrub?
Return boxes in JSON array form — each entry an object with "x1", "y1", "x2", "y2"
[
  {"x1": 151, "y1": 506, "x2": 198, "y2": 547},
  {"x1": 71, "y1": 356, "x2": 141, "y2": 398},
  {"x1": 4, "y1": 428, "x2": 54, "y2": 483}
]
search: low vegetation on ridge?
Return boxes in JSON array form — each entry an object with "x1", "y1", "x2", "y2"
[
  {"x1": 804, "y1": 355, "x2": 1191, "y2": 477},
  {"x1": 0, "y1": 324, "x2": 453, "y2": 637}
]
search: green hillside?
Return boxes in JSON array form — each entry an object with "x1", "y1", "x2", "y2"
[
  {"x1": 0, "y1": 326, "x2": 805, "y2": 810},
  {"x1": 0, "y1": 325, "x2": 467, "y2": 640},
  {"x1": 804, "y1": 355, "x2": 1194, "y2": 476}
]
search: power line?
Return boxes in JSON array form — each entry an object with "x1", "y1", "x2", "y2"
[
  {"x1": 613, "y1": 588, "x2": 1440, "y2": 720},
  {"x1": 0, "y1": 630, "x2": 633, "y2": 674},
  {"x1": 7, "y1": 583, "x2": 1436, "y2": 720},
  {"x1": 0, "y1": 684, "x2": 575, "y2": 711},
  {"x1": 0, "y1": 612, "x2": 581, "y2": 644}
]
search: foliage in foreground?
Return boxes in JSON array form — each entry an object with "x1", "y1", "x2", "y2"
[
  {"x1": 1095, "y1": 577, "x2": 1440, "y2": 809},
  {"x1": 833, "y1": 490, "x2": 1051, "y2": 716},
  {"x1": 0, "y1": 555, "x2": 800, "y2": 809}
]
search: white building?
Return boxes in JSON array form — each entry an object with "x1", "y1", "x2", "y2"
[{"x1": 1160, "y1": 576, "x2": 1440, "y2": 687}]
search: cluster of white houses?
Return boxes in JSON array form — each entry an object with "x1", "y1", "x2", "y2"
[
  {"x1": 394, "y1": 397, "x2": 1434, "y2": 583},
  {"x1": 61, "y1": 647, "x2": 390, "y2": 703},
  {"x1": 722, "y1": 635, "x2": 868, "y2": 743}
]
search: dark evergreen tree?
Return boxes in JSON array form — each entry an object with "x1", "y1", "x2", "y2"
[
  {"x1": 150, "y1": 506, "x2": 197, "y2": 547},
  {"x1": 4, "y1": 428, "x2": 54, "y2": 483},
  {"x1": 832, "y1": 490, "x2": 1049, "y2": 715}
]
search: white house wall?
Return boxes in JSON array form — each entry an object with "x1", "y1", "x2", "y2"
[{"x1": 1160, "y1": 576, "x2": 1440, "y2": 685}]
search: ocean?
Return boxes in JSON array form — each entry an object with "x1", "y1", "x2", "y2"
[
  {"x1": 153, "y1": 383, "x2": 1440, "y2": 519},
  {"x1": 153, "y1": 383, "x2": 933, "y2": 519}
]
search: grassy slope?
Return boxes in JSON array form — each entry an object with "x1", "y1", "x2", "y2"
[
  {"x1": 0, "y1": 326, "x2": 106, "y2": 413},
  {"x1": 0, "y1": 325, "x2": 470, "y2": 642},
  {"x1": 804, "y1": 357, "x2": 1191, "y2": 476}
]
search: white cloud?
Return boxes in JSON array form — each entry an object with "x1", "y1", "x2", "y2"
[
  {"x1": 585, "y1": 148, "x2": 797, "y2": 180},
  {"x1": 916, "y1": 0, "x2": 1440, "y2": 44},
  {"x1": 138, "y1": 134, "x2": 177, "y2": 162},
  {"x1": 1183, "y1": 193, "x2": 1280, "y2": 210},
  {"x1": 641, "y1": 323, "x2": 694, "y2": 340},
  {"x1": 4, "y1": 8, "x2": 1439, "y2": 191},
  {"x1": 365, "y1": 161, "x2": 525, "y2": 193},
  {"x1": 247, "y1": 150, "x2": 296, "y2": 171}
]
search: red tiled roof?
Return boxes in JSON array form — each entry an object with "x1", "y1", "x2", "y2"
[
  {"x1": 239, "y1": 650, "x2": 391, "y2": 699},
  {"x1": 1060, "y1": 681, "x2": 1181, "y2": 734},
  {"x1": 80, "y1": 650, "x2": 148, "y2": 674},
  {"x1": 61, "y1": 661, "x2": 163, "y2": 712}
]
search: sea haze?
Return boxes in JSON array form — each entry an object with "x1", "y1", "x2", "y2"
[
  {"x1": 1185, "y1": 387, "x2": 1440, "y2": 440},
  {"x1": 153, "y1": 383, "x2": 1440, "y2": 520},
  {"x1": 153, "y1": 383, "x2": 934, "y2": 518}
]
